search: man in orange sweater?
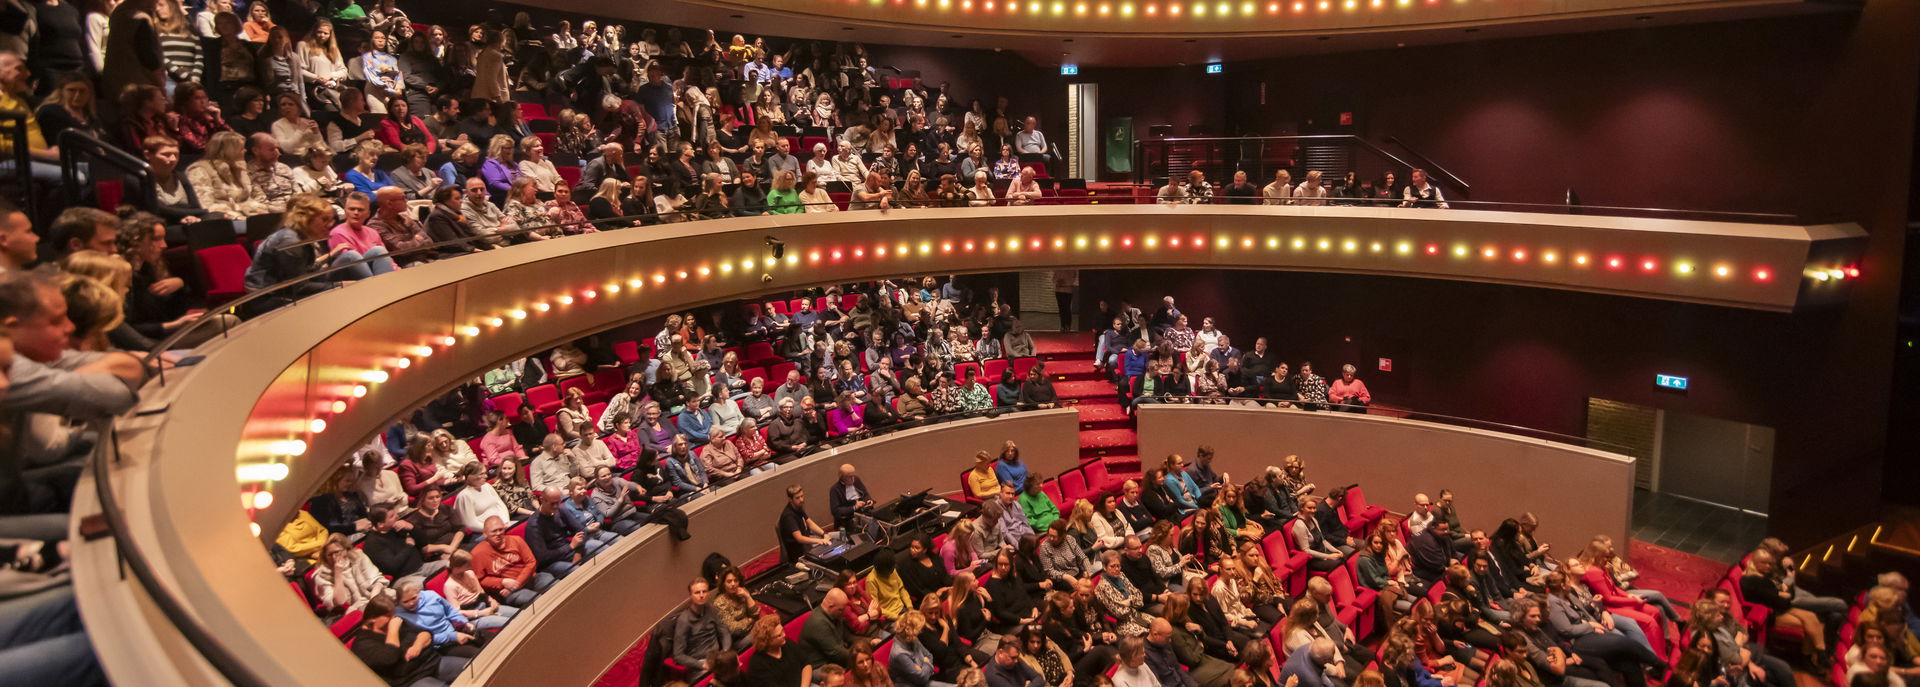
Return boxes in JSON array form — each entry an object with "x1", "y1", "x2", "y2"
[{"x1": 469, "y1": 516, "x2": 550, "y2": 607}]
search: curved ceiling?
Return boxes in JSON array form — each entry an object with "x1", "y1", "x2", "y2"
[{"x1": 533, "y1": 0, "x2": 1853, "y2": 66}]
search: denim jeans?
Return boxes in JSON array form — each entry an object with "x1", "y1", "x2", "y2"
[{"x1": 0, "y1": 586, "x2": 105, "y2": 686}]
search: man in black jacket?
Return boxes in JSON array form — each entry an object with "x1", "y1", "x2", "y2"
[
  {"x1": 524, "y1": 488, "x2": 588, "y2": 576},
  {"x1": 361, "y1": 505, "x2": 427, "y2": 579},
  {"x1": 424, "y1": 186, "x2": 489, "y2": 254}
]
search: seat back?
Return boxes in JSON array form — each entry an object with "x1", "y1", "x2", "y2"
[
  {"x1": 612, "y1": 340, "x2": 641, "y2": 365},
  {"x1": 955, "y1": 362, "x2": 983, "y2": 386},
  {"x1": 330, "y1": 610, "x2": 365, "y2": 639},
  {"x1": 982, "y1": 359, "x2": 1010, "y2": 384},
  {"x1": 194, "y1": 244, "x2": 253, "y2": 305},
  {"x1": 1329, "y1": 565, "x2": 1358, "y2": 607},
  {"x1": 1082, "y1": 460, "x2": 1111, "y2": 492},
  {"x1": 741, "y1": 366, "x2": 769, "y2": 387},
  {"x1": 526, "y1": 384, "x2": 562, "y2": 415},
  {"x1": 769, "y1": 361, "x2": 798, "y2": 383},
  {"x1": 1041, "y1": 480, "x2": 1066, "y2": 510},
  {"x1": 1346, "y1": 485, "x2": 1373, "y2": 517},
  {"x1": 558, "y1": 375, "x2": 594, "y2": 399},
  {"x1": 1011, "y1": 357, "x2": 1040, "y2": 380},
  {"x1": 745, "y1": 342, "x2": 779, "y2": 366},
  {"x1": 1059, "y1": 469, "x2": 1089, "y2": 504},
  {"x1": 591, "y1": 367, "x2": 628, "y2": 396},
  {"x1": 489, "y1": 392, "x2": 526, "y2": 424}
]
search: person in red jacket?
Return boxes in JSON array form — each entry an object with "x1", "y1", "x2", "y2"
[{"x1": 468, "y1": 516, "x2": 550, "y2": 607}]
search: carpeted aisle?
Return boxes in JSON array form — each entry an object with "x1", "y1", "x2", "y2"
[{"x1": 1629, "y1": 539, "x2": 1729, "y2": 610}]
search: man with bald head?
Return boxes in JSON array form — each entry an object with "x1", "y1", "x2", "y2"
[
  {"x1": 1143, "y1": 617, "x2": 1196, "y2": 687},
  {"x1": 797, "y1": 587, "x2": 853, "y2": 669},
  {"x1": 1407, "y1": 492, "x2": 1436, "y2": 536},
  {"x1": 827, "y1": 463, "x2": 874, "y2": 539},
  {"x1": 246, "y1": 132, "x2": 296, "y2": 212},
  {"x1": 525, "y1": 487, "x2": 589, "y2": 578},
  {"x1": 369, "y1": 186, "x2": 433, "y2": 260},
  {"x1": 469, "y1": 515, "x2": 550, "y2": 606}
]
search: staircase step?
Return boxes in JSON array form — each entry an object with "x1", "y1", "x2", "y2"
[
  {"x1": 1033, "y1": 332, "x2": 1097, "y2": 357},
  {"x1": 1075, "y1": 402, "x2": 1129, "y2": 425},
  {"x1": 1101, "y1": 454, "x2": 1143, "y2": 474},
  {"x1": 1055, "y1": 380, "x2": 1114, "y2": 400},
  {"x1": 1080, "y1": 428, "x2": 1138, "y2": 450},
  {"x1": 1046, "y1": 359, "x2": 1101, "y2": 379}
]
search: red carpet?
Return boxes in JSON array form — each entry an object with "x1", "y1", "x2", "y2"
[{"x1": 1628, "y1": 539, "x2": 1728, "y2": 610}]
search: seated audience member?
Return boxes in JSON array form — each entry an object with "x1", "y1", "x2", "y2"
[
  {"x1": 244, "y1": 194, "x2": 376, "y2": 312},
  {"x1": 184, "y1": 131, "x2": 270, "y2": 217},
  {"x1": 440, "y1": 549, "x2": 517, "y2": 633},
  {"x1": 798, "y1": 588, "x2": 856, "y2": 669},
  {"x1": 746, "y1": 615, "x2": 810, "y2": 687},
  {"x1": 1740, "y1": 549, "x2": 1829, "y2": 665},
  {"x1": 1400, "y1": 168, "x2": 1449, "y2": 209},
  {"x1": 778, "y1": 485, "x2": 833, "y2": 563},
  {"x1": 139, "y1": 136, "x2": 210, "y2": 224},
  {"x1": 675, "y1": 577, "x2": 734, "y2": 671},
  {"x1": 389, "y1": 143, "x2": 442, "y2": 203},
  {"x1": 312, "y1": 533, "x2": 390, "y2": 615},
  {"x1": 326, "y1": 192, "x2": 398, "y2": 274},
  {"x1": 526, "y1": 488, "x2": 597, "y2": 576},
  {"x1": 393, "y1": 578, "x2": 481, "y2": 654},
  {"x1": 348, "y1": 596, "x2": 470, "y2": 685},
  {"x1": 343, "y1": 140, "x2": 395, "y2": 195},
  {"x1": 376, "y1": 98, "x2": 438, "y2": 153},
  {"x1": 425, "y1": 185, "x2": 492, "y2": 254},
  {"x1": 246, "y1": 132, "x2": 297, "y2": 212},
  {"x1": 292, "y1": 146, "x2": 348, "y2": 196}
]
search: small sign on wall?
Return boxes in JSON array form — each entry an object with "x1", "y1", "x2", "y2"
[
  {"x1": 1655, "y1": 374, "x2": 1689, "y2": 391},
  {"x1": 1377, "y1": 357, "x2": 1393, "y2": 372},
  {"x1": 1339, "y1": 112, "x2": 1354, "y2": 125}
]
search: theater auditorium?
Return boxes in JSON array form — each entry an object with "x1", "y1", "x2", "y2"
[{"x1": 0, "y1": 0, "x2": 1916, "y2": 685}]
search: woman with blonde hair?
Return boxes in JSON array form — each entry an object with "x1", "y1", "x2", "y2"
[
  {"x1": 183, "y1": 130, "x2": 266, "y2": 216},
  {"x1": 60, "y1": 250, "x2": 133, "y2": 293},
  {"x1": 243, "y1": 194, "x2": 376, "y2": 312},
  {"x1": 517, "y1": 135, "x2": 563, "y2": 193},
  {"x1": 588, "y1": 178, "x2": 628, "y2": 223},
  {"x1": 766, "y1": 169, "x2": 803, "y2": 215},
  {"x1": 479, "y1": 134, "x2": 517, "y2": 201},
  {"x1": 312, "y1": 532, "x2": 389, "y2": 617},
  {"x1": 296, "y1": 19, "x2": 349, "y2": 108},
  {"x1": 58, "y1": 273, "x2": 128, "y2": 351}
]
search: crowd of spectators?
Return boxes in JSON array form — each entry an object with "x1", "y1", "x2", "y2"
[
  {"x1": 0, "y1": 196, "x2": 140, "y2": 684},
  {"x1": 0, "y1": 0, "x2": 1082, "y2": 322},
  {"x1": 0, "y1": 3, "x2": 1902, "y2": 687}
]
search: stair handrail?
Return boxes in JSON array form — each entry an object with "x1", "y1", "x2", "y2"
[
  {"x1": 0, "y1": 109, "x2": 35, "y2": 220},
  {"x1": 59, "y1": 129, "x2": 156, "y2": 210},
  {"x1": 1131, "y1": 134, "x2": 1448, "y2": 190},
  {"x1": 1383, "y1": 135, "x2": 1472, "y2": 198}
]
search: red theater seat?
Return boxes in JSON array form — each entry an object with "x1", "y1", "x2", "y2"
[{"x1": 194, "y1": 245, "x2": 251, "y2": 306}]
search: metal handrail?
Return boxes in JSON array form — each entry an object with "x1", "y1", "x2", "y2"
[
  {"x1": 1384, "y1": 135, "x2": 1471, "y2": 197},
  {"x1": 59, "y1": 130, "x2": 156, "y2": 211},
  {"x1": 89, "y1": 427, "x2": 274, "y2": 687},
  {"x1": 1131, "y1": 134, "x2": 1437, "y2": 188},
  {"x1": 1127, "y1": 394, "x2": 1638, "y2": 454},
  {"x1": 0, "y1": 110, "x2": 34, "y2": 221}
]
